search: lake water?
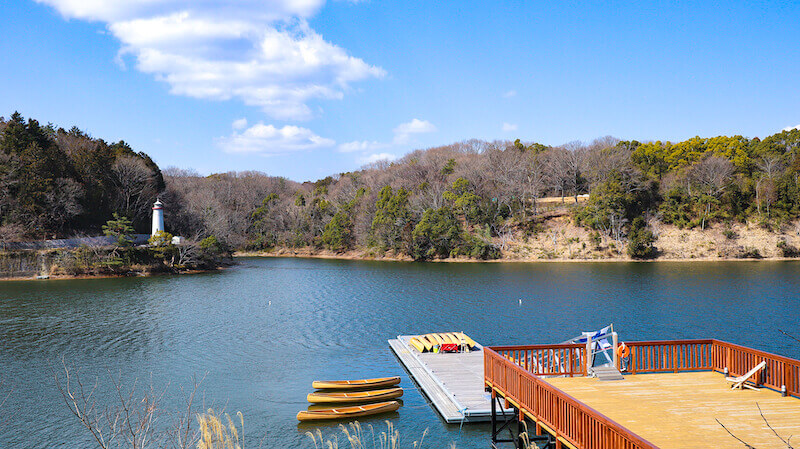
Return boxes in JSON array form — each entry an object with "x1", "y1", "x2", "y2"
[{"x1": 1, "y1": 258, "x2": 800, "y2": 448}]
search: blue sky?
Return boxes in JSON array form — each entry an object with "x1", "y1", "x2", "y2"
[{"x1": 1, "y1": 1, "x2": 799, "y2": 181}]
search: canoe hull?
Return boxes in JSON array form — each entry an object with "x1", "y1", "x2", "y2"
[
  {"x1": 296, "y1": 401, "x2": 401, "y2": 421},
  {"x1": 426, "y1": 333, "x2": 444, "y2": 346},
  {"x1": 409, "y1": 337, "x2": 426, "y2": 353},
  {"x1": 307, "y1": 387, "x2": 403, "y2": 404},
  {"x1": 311, "y1": 376, "x2": 401, "y2": 390},
  {"x1": 455, "y1": 332, "x2": 477, "y2": 348}
]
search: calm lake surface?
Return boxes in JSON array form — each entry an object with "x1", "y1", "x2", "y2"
[{"x1": 1, "y1": 258, "x2": 800, "y2": 448}]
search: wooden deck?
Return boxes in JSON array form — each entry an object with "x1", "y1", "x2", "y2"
[
  {"x1": 389, "y1": 335, "x2": 511, "y2": 423},
  {"x1": 544, "y1": 371, "x2": 800, "y2": 449},
  {"x1": 485, "y1": 339, "x2": 800, "y2": 449}
]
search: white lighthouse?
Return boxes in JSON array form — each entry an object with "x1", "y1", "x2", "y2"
[{"x1": 151, "y1": 199, "x2": 164, "y2": 235}]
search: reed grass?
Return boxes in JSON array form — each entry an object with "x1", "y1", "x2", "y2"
[
  {"x1": 306, "y1": 421, "x2": 429, "y2": 449},
  {"x1": 197, "y1": 408, "x2": 244, "y2": 449}
]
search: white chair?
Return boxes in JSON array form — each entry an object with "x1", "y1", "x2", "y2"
[{"x1": 726, "y1": 361, "x2": 767, "y2": 390}]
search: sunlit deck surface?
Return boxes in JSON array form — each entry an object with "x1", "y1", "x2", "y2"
[{"x1": 543, "y1": 371, "x2": 800, "y2": 449}]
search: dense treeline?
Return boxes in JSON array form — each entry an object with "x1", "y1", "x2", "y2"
[
  {"x1": 163, "y1": 129, "x2": 800, "y2": 260},
  {"x1": 0, "y1": 112, "x2": 164, "y2": 240},
  {"x1": 3, "y1": 112, "x2": 800, "y2": 260}
]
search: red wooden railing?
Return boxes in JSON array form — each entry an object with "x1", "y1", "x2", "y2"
[
  {"x1": 490, "y1": 343, "x2": 587, "y2": 377},
  {"x1": 486, "y1": 339, "x2": 800, "y2": 449},
  {"x1": 625, "y1": 339, "x2": 714, "y2": 374},
  {"x1": 485, "y1": 347, "x2": 657, "y2": 449},
  {"x1": 712, "y1": 340, "x2": 800, "y2": 395}
]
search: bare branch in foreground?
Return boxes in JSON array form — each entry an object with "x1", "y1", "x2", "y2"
[
  {"x1": 716, "y1": 418, "x2": 756, "y2": 448},
  {"x1": 779, "y1": 329, "x2": 800, "y2": 345},
  {"x1": 758, "y1": 403, "x2": 794, "y2": 448},
  {"x1": 54, "y1": 358, "x2": 205, "y2": 449},
  {"x1": 717, "y1": 402, "x2": 795, "y2": 449}
]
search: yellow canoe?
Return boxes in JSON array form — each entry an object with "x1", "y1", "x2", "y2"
[
  {"x1": 416, "y1": 335, "x2": 433, "y2": 352},
  {"x1": 454, "y1": 332, "x2": 477, "y2": 347},
  {"x1": 427, "y1": 333, "x2": 444, "y2": 345},
  {"x1": 297, "y1": 401, "x2": 400, "y2": 421},
  {"x1": 438, "y1": 333, "x2": 454, "y2": 344},
  {"x1": 409, "y1": 337, "x2": 426, "y2": 352},
  {"x1": 307, "y1": 387, "x2": 403, "y2": 404},
  {"x1": 420, "y1": 334, "x2": 438, "y2": 348},
  {"x1": 311, "y1": 376, "x2": 401, "y2": 390},
  {"x1": 445, "y1": 332, "x2": 461, "y2": 344}
]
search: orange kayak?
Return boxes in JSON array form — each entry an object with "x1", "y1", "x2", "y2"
[
  {"x1": 296, "y1": 401, "x2": 401, "y2": 421},
  {"x1": 311, "y1": 376, "x2": 400, "y2": 390},
  {"x1": 307, "y1": 387, "x2": 403, "y2": 404}
]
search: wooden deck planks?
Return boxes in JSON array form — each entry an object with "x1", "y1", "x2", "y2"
[
  {"x1": 543, "y1": 371, "x2": 800, "y2": 448},
  {"x1": 389, "y1": 336, "x2": 508, "y2": 423}
]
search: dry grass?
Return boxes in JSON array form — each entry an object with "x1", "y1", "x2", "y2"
[
  {"x1": 197, "y1": 409, "x2": 244, "y2": 449},
  {"x1": 305, "y1": 421, "x2": 429, "y2": 449}
]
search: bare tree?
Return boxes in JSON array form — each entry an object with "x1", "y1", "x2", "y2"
[
  {"x1": 689, "y1": 156, "x2": 734, "y2": 197},
  {"x1": 687, "y1": 156, "x2": 735, "y2": 229},
  {"x1": 522, "y1": 152, "x2": 546, "y2": 218},
  {"x1": 176, "y1": 241, "x2": 200, "y2": 268},
  {"x1": 756, "y1": 156, "x2": 784, "y2": 217},
  {"x1": 46, "y1": 177, "x2": 84, "y2": 234},
  {"x1": 563, "y1": 141, "x2": 587, "y2": 202},
  {"x1": 758, "y1": 155, "x2": 784, "y2": 180},
  {"x1": 112, "y1": 156, "x2": 157, "y2": 224},
  {"x1": 54, "y1": 359, "x2": 203, "y2": 449},
  {"x1": 543, "y1": 147, "x2": 572, "y2": 201},
  {"x1": 0, "y1": 223, "x2": 25, "y2": 245},
  {"x1": 582, "y1": 144, "x2": 643, "y2": 193}
]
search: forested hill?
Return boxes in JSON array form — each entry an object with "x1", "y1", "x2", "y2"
[
  {"x1": 3, "y1": 112, "x2": 800, "y2": 260},
  {"x1": 0, "y1": 112, "x2": 164, "y2": 240}
]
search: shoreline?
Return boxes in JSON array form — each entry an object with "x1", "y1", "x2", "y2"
[
  {"x1": 0, "y1": 267, "x2": 227, "y2": 282},
  {"x1": 233, "y1": 249, "x2": 800, "y2": 264},
  {"x1": 4, "y1": 251, "x2": 797, "y2": 281}
]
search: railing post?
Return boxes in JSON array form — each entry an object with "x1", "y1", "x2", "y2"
[
  {"x1": 612, "y1": 331, "x2": 619, "y2": 369},
  {"x1": 673, "y1": 344, "x2": 678, "y2": 373},
  {"x1": 491, "y1": 389, "x2": 497, "y2": 444},
  {"x1": 585, "y1": 339, "x2": 592, "y2": 375},
  {"x1": 726, "y1": 346, "x2": 731, "y2": 373}
]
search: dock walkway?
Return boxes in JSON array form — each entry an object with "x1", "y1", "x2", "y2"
[{"x1": 389, "y1": 335, "x2": 509, "y2": 423}]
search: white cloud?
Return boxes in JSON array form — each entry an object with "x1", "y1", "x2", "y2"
[
  {"x1": 36, "y1": 0, "x2": 385, "y2": 121},
  {"x1": 502, "y1": 123, "x2": 518, "y2": 132},
  {"x1": 232, "y1": 118, "x2": 248, "y2": 130},
  {"x1": 783, "y1": 124, "x2": 800, "y2": 132},
  {"x1": 338, "y1": 119, "x2": 435, "y2": 164},
  {"x1": 393, "y1": 118, "x2": 437, "y2": 144},
  {"x1": 36, "y1": 0, "x2": 326, "y2": 25},
  {"x1": 503, "y1": 90, "x2": 517, "y2": 98},
  {"x1": 217, "y1": 122, "x2": 334, "y2": 154},
  {"x1": 358, "y1": 152, "x2": 397, "y2": 165},
  {"x1": 338, "y1": 140, "x2": 387, "y2": 153}
]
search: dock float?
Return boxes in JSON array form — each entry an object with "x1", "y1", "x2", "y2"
[{"x1": 389, "y1": 335, "x2": 511, "y2": 423}]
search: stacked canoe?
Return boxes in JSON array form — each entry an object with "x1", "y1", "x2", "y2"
[
  {"x1": 297, "y1": 376, "x2": 403, "y2": 421},
  {"x1": 407, "y1": 332, "x2": 477, "y2": 353}
]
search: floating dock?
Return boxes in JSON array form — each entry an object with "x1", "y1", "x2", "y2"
[{"x1": 389, "y1": 335, "x2": 511, "y2": 423}]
